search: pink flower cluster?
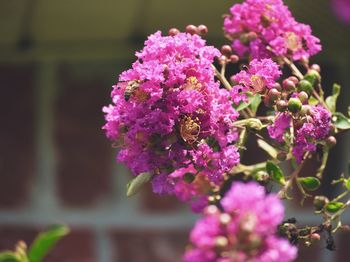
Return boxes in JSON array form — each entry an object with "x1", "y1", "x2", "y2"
[
  {"x1": 268, "y1": 106, "x2": 331, "y2": 162},
  {"x1": 103, "y1": 31, "x2": 240, "y2": 196},
  {"x1": 231, "y1": 58, "x2": 281, "y2": 104},
  {"x1": 223, "y1": 0, "x2": 321, "y2": 61},
  {"x1": 184, "y1": 182, "x2": 297, "y2": 262},
  {"x1": 293, "y1": 106, "x2": 331, "y2": 162}
]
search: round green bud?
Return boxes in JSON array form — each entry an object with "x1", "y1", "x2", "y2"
[
  {"x1": 304, "y1": 69, "x2": 321, "y2": 85},
  {"x1": 300, "y1": 105, "x2": 311, "y2": 116},
  {"x1": 297, "y1": 80, "x2": 313, "y2": 94},
  {"x1": 288, "y1": 98, "x2": 302, "y2": 113},
  {"x1": 254, "y1": 170, "x2": 270, "y2": 182}
]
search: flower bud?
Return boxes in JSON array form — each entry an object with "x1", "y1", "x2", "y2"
[
  {"x1": 282, "y1": 79, "x2": 296, "y2": 92},
  {"x1": 168, "y1": 28, "x2": 180, "y2": 36},
  {"x1": 297, "y1": 79, "x2": 313, "y2": 94},
  {"x1": 298, "y1": 91, "x2": 309, "y2": 103},
  {"x1": 326, "y1": 136, "x2": 337, "y2": 148},
  {"x1": 304, "y1": 69, "x2": 321, "y2": 85},
  {"x1": 288, "y1": 98, "x2": 302, "y2": 113},
  {"x1": 218, "y1": 55, "x2": 228, "y2": 65},
  {"x1": 221, "y1": 45, "x2": 232, "y2": 56},
  {"x1": 310, "y1": 233, "x2": 321, "y2": 242},
  {"x1": 288, "y1": 76, "x2": 299, "y2": 85},
  {"x1": 197, "y1": 24, "x2": 208, "y2": 35},
  {"x1": 310, "y1": 64, "x2": 321, "y2": 73},
  {"x1": 254, "y1": 170, "x2": 270, "y2": 182},
  {"x1": 273, "y1": 82, "x2": 282, "y2": 91},
  {"x1": 276, "y1": 100, "x2": 288, "y2": 112},
  {"x1": 230, "y1": 54, "x2": 239, "y2": 63},
  {"x1": 267, "y1": 88, "x2": 281, "y2": 102},
  {"x1": 300, "y1": 105, "x2": 311, "y2": 116},
  {"x1": 215, "y1": 236, "x2": 228, "y2": 248},
  {"x1": 239, "y1": 33, "x2": 250, "y2": 45},
  {"x1": 204, "y1": 205, "x2": 219, "y2": 215},
  {"x1": 313, "y1": 195, "x2": 329, "y2": 211},
  {"x1": 277, "y1": 151, "x2": 287, "y2": 161},
  {"x1": 186, "y1": 24, "x2": 198, "y2": 35},
  {"x1": 247, "y1": 32, "x2": 258, "y2": 41}
]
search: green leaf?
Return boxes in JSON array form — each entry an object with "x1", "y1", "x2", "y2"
[
  {"x1": 266, "y1": 161, "x2": 285, "y2": 185},
  {"x1": 0, "y1": 252, "x2": 20, "y2": 262},
  {"x1": 126, "y1": 172, "x2": 153, "y2": 197},
  {"x1": 345, "y1": 178, "x2": 350, "y2": 191},
  {"x1": 234, "y1": 93, "x2": 259, "y2": 112},
  {"x1": 257, "y1": 139, "x2": 277, "y2": 158},
  {"x1": 325, "y1": 201, "x2": 344, "y2": 213},
  {"x1": 298, "y1": 177, "x2": 321, "y2": 191},
  {"x1": 249, "y1": 94, "x2": 261, "y2": 114},
  {"x1": 332, "y1": 112, "x2": 350, "y2": 130},
  {"x1": 28, "y1": 225, "x2": 69, "y2": 262},
  {"x1": 325, "y1": 83, "x2": 341, "y2": 113},
  {"x1": 308, "y1": 96, "x2": 319, "y2": 106}
]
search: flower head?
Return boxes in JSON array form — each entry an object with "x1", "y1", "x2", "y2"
[
  {"x1": 184, "y1": 182, "x2": 297, "y2": 262},
  {"x1": 224, "y1": 0, "x2": 321, "y2": 60},
  {"x1": 103, "y1": 31, "x2": 240, "y2": 196}
]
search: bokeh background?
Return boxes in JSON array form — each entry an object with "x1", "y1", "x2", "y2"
[{"x1": 0, "y1": 0, "x2": 350, "y2": 261}]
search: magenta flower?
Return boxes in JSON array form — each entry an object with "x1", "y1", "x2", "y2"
[
  {"x1": 268, "y1": 112, "x2": 292, "y2": 142},
  {"x1": 103, "y1": 31, "x2": 240, "y2": 196},
  {"x1": 293, "y1": 106, "x2": 331, "y2": 162},
  {"x1": 232, "y1": 59, "x2": 281, "y2": 93},
  {"x1": 184, "y1": 182, "x2": 297, "y2": 262},
  {"x1": 223, "y1": 0, "x2": 321, "y2": 61}
]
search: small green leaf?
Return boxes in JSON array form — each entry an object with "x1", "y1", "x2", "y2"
[
  {"x1": 249, "y1": 94, "x2": 262, "y2": 114},
  {"x1": 28, "y1": 225, "x2": 69, "y2": 262},
  {"x1": 234, "y1": 93, "x2": 258, "y2": 112},
  {"x1": 345, "y1": 179, "x2": 350, "y2": 191},
  {"x1": 0, "y1": 252, "x2": 20, "y2": 262},
  {"x1": 325, "y1": 84, "x2": 341, "y2": 113},
  {"x1": 266, "y1": 161, "x2": 285, "y2": 185},
  {"x1": 308, "y1": 96, "x2": 319, "y2": 106},
  {"x1": 298, "y1": 177, "x2": 321, "y2": 191},
  {"x1": 332, "y1": 112, "x2": 350, "y2": 130},
  {"x1": 325, "y1": 201, "x2": 344, "y2": 213},
  {"x1": 234, "y1": 118, "x2": 264, "y2": 130},
  {"x1": 257, "y1": 139, "x2": 277, "y2": 158},
  {"x1": 126, "y1": 172, "x2": 153, "y2": 197}
]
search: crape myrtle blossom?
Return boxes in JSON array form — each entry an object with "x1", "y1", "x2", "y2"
[
  {"x1": 103, "y1": 31, "x2": 240, "y2": 199},
  {"x1": 223, "y1": 0, "x2": 321, "y2": 61},
  {"x1": 230, "y1": 58, "x2": 281, "y2": 105},
  {"x1": 184, "y1": 182, "x2": 297, "y2": 262},
  {"x1": 267, "y1": 105, "x2": 331, "y2": 162}
]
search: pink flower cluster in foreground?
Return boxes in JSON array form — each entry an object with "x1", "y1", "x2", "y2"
[
  {"x1": 184, "y1": 182, "x2": 297, "y2": 262},
  {"x1": 223, "y1": 0, "x2": 321, "y2": 61},
  {"x1": 103, "y1": 31, "x2": 240, "y2": 200}
]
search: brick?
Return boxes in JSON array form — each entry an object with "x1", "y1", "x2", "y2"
[
  {"x1": 54, "y1": 63, "x2": 114, "y2": 206},
  {"x1": 295, "y1": 242, "x2": 321, "y2": 262},
  {"x1": 111, "y1": 229, "x2": 188, "y2": 262},
  {"x1": 335, "y1": 231, "x2": 350, "y2": 262},
  {"x1": 0, "y1": 63, "x2": 35, "y2": 208},
  {"x1": 0, "y1": 225, "x2": 37, "y2": 251},
  {"x1": 140, "y1": 184, "x2": 182, "y2": 213},
  {"x1": 44, "y1": 228, "x2": 96, "y2": 262}
]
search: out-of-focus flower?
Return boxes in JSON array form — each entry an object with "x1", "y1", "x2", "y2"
[
  {"x1": 223, "y1": 0, "x2": 321, "y2": 61},
  {"x1": 184, "y1": 182, "x2": 298, "y2": 262}
]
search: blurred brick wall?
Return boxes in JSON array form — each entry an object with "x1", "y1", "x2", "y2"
[{"x1": 0, "y1": 59, "x2": 349, "y2": 262}]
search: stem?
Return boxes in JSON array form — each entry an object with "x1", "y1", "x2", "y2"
[
  {"x1": 211, "y1": 64, "x2": 232, "y2": 90},
  {"x1": 282, "y1": 56, "x2": 304, "y2": 80},
  {"x1": 333, "y1": 190, "x2": 349, "y2": 202},
  {"x1": 316, "y1": 148, "x2": 329, "y2": 179}
]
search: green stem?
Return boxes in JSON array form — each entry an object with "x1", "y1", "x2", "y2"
[{"x1": 211, "y1": 64, "x2": 232, "y2": 90}]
